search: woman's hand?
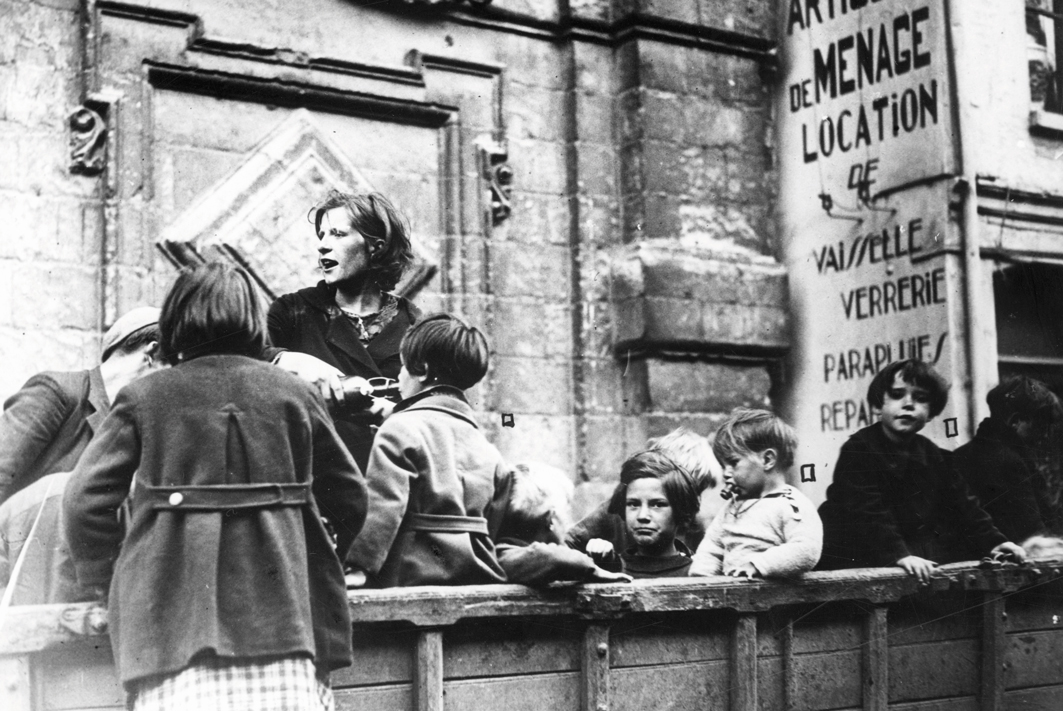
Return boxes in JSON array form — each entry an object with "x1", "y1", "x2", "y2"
[
  {"x1": 897, "y1": 555, "x2": 937, "y2": 585},
  {"x1": 273, "y1": 352, "x2": 345, "y2": 402},
  {"x1": 345, "y1": 569, "x2": 368, "y2": 588}
]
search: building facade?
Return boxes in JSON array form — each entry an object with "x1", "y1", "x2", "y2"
[
  {"x1": 6, "y1": 0, "x2": 1059, "y2": 507},
  {"x1": 2, "y1": 0, "x2": 786, "y2": 512}
]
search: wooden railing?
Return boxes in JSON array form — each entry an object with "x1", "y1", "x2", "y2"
[{"x1": 3, "y1": 560, "x2": 1063, "y2": 710}]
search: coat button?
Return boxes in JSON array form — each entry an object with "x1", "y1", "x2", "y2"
[{"x1": 169, "y1": 492, "x2": 184, "y2": 506}]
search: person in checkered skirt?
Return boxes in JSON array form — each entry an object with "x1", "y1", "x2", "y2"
[{"x1": 65, "y1": 263, "x2": 367, "y2": 710}]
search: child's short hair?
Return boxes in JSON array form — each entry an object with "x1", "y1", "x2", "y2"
[
  {"x1": 646, "y1": 426, "x2": 719, "y2": 492},
  {"x1": 499, "y1": 462, "x2": 574, "y2": 544},
  {"x1": 400, "y1": 313, "x2": 489, "y2": 390},
  {"x1": 867, "y1": 359, "x2": 949, "y2": 418},
  {"x1": 159, "y1": 262, "x2": 267, "y2": 365},
  {"x1": 712, "y1": 408, "x2": 798, "y2": 470},
  {"x1": 309, "y1": 190, "x2": 414, "y2": 292},
  {"x1": 986, "y1": 376, "x2": 1062, "y2": 426},
  {"x1": 606, "y1": 450, "x2": 700, "y2": 532}
]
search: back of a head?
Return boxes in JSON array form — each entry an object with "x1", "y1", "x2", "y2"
[
  {"x1": 159, "y1": 262, "x2": 267, "y2": 365},
  {"x1": 400, "y1": 313, "x2": 489, "y2": 390},
  {"x1": 986, "y1": 375, "x2": 1062, "y2": 426},
  {"x1": 607, "y1": 450, "x2": 700, "y2": 531},
  {"x1": 866, "y1": 359, "x2": 950, "y2": 418},
  {"x1": 712, "y1": 407, "x2": 797, "y2": 470},
  {"x1": 502, "y1": 462, "x2": 574, "y2": 543},
  {"x1": 647, "y1": 426, "x2": 720, "y2": 492},
  {"x1": 310, "y1": 190, "x2": 414, "y2": 292}
]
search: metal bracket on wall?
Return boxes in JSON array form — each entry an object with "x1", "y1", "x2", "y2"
[
  {"x1": 69, "y1": 98, "x2": 112, "y2": 176},
  {"x1": 477, "y1": 138, "x2": 513, "y2": 225}
]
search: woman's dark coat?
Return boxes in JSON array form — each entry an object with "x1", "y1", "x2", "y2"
[
  {"x1": 953, "y1": 418, "x2": 1057, "y2": 542},
  {"x1": 267, "y1": 281, "x2": 420, "y2": 471},
  {"x1": 65, "y1": 355, "x2": 366, "y2": 687}
]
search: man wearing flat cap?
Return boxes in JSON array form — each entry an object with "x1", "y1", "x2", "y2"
[{"x1": 0, "y1": 307, "x2": 160, "y2": 505}]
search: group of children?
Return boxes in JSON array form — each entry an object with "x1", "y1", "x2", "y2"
[{"x1": 58, "y1": 261, "x2": 1057, "y2": 708}]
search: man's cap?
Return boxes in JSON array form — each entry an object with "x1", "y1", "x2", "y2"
[{"x1": 101, "y1": 307, "x2": 160, "y2": 361}]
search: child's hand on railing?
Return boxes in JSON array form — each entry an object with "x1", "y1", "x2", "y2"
[
  {"x1": 345, "y1": 568, "x2": 368, "y2": 588},
  {"x1": 726, "y1": 562, "x2": 759, "y2": 580},
  {"x1": 585, "y1": 538, "x2": 616, "y2": 560},
  {"x1": 989, "y1": 541, "x2": 1027, "y2": 565},
  {"x1": 897, "y1": 555, "x2": 937, "y2": 585}
]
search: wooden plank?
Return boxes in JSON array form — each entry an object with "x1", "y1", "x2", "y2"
[
  {"x1": 582, "y1": 624, "x2": 609, "y2": 711},
  {"x1": 889, "y1": 697, "x2": 978, "y2": 711},
  {"x1": 333, "y1": 626, "x2": 416, "y2": 686},
  {"x1": 888, "y1": 638, "x2": 980, "y2": 702},
  {"x1": 888, "y1": 595, "x2": 982, "y2": 645},
  {"x1": 782, "y1": 618, "x2": 797, "y2": 711},
  {"x1": 863, "y1": 606, "x2": 887, "y2": 711},
  {"x1": 732, "y1": 613, "x2": 757, "y2": 711},
  {"x1": 789, "y1": 649, "x2": 864, "y2": 710},
  {"x1": 445, "y1": 619, "x2": 580, "y2": 678},
  {"x1": 1004, "y1": 629, "x2": 1063, "y2": 688},
  {"x1": 33, "y1": 643, "x2": 123, "y2": 710},
  {"x1": 416, "y1": 630, "x2": 444, "y2": 711},
  {"x1": 0, "y1": 657, "x2": 31, "y2": 711},
  {"x1": 1003, "y1": 684, "x2": 1063, "y2": 709},
  {"x1": 334, "y1": 683, "x2": 412, "y2": 711},
  {"x1": 610, "y1": 612, "x2": 729, "y2": 667},
  {"x1": 757, "y1": 656, "x2": 785, "y2": 709},
  {"x1": 0, "y1": 603, "x2": 107, "y2": 655},
  {"x1": 611, "y1": 661, "x2": 729, "y2": 711},
  {"x1": 340, "y1": 563, "x2": 1056, "y2": 627},
  {"x1": 0, "y1": 563, "x2": 1050, "y2": 655},
  {"x1": 982, "y1": 592, "x2": 1005, "y2": 711},
  {"x1": 443, "y1": 672, "x2": 580, "y2": 711}
]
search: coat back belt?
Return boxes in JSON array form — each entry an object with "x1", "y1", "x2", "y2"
[
  {"x1": 139, "y1": 482, "x2": 312, "y2": 511},
  {"x1": 404, "y1": 512, "x2": 489, "y2": 534}
]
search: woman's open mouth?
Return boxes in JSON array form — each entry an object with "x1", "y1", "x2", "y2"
[{"x1": 320, "y1": 258, "x2": 339, "y2": 271}]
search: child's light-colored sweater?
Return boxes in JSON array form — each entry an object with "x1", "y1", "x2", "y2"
[{"x1": 690, "y1": 485, "x2": 823, "y2": 578}]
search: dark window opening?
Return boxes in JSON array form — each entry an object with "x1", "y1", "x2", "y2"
[
  {"x1": 994, "y1": 261, "x2": 1063, "y2": 395},
  {"x1": 1027, "y1": 0, "x2": 1063, "y2": 113}
]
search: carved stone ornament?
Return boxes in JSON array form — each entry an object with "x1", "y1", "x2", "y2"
[
  {"x1": 69, "y1": 105, "x2": 107, "y2": 175},
  {"x1": 479, "y1": 139, "x2": 512, "y2": 225}
]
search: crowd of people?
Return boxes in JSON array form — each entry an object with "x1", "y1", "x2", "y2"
[{"x1": 0, "y1": 190, "x2": 1060, "y2": 710}]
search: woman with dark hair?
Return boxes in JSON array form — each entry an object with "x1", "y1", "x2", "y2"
[
  {"x1": 268, "y1": 190, "x2": 421, "y2": 471},
  {"x1": 65, "y1": 262, "x2": 365, "y2": 710}
]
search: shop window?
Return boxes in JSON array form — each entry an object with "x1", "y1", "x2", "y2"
[{"x1": 995, "y1": 261, "x2": 1063, "y2": 395}]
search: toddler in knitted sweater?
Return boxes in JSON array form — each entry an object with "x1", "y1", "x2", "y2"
[{"x1": 690, "y1": 408, "x2": 822, "y2": 579}]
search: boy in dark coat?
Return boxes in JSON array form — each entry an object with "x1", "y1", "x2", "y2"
[
  {"x1": 818, "y1": 359, "x2": 1025, "y2": 584},
  {"x1": 953, "y1": 376, "x2": 1062, "y2": 543},
  {"x1": 346, "y1": 313, "x2": 508, "y2": 587}
]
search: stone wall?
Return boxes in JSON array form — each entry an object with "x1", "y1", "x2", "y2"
[{"x1": 0, "y1": 0, "x2": 100, "y2": 396}]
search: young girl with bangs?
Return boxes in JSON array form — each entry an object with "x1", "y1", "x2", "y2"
[
  {"x1": 66, "y1": 262, "x2": 365, "y2": 711},
  {"x1": 586, "y1": 450, "x2": 701, "y2": 578}
]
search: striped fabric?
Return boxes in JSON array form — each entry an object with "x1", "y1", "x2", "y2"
[{"x1": 130, "y1": 655, "x2": 334, "y2": 711}]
